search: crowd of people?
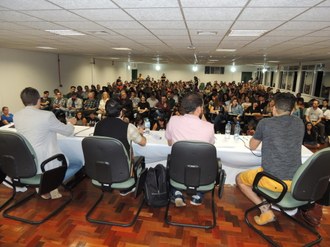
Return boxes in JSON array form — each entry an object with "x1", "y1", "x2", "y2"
[
  {"x1": 1, "y1": 73, "x2": 328, "y2": 227},
  {"x1": 2, "y1": 76, "x2": 330, "y2": 147}
]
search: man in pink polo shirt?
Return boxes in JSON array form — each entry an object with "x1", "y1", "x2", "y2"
[{"x1": 165, "y1": 93, "x2": 215, "y2": 206}]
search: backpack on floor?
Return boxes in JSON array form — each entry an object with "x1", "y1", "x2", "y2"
[{"x1": 144, "y1": 164, "x2": 169, "y2": 207}]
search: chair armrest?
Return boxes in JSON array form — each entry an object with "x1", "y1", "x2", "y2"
[
  {"x1": 40, "y1": 154, "x2": 68, "y2": 173},
  {"x1": 252, "y1": 171, "x2": 288, "y2": 204},
  {"x1": 132, "y1": 156, "x2": 145, "y2": 181}
]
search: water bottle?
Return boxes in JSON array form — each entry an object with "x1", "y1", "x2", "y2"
[
  {"x1": 234, "y1": 123, "x2": 241, "y2": 140},
  {"x1": 144, "y1": 118, "x2": 150, "y2": 135},
  {"x1": 225, "y1": 121, "x2": 231, "y2": 139}
]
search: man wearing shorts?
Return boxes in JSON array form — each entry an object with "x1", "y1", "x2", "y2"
[{"x1": 236, "y1": 92, "x2": 304, "y2": 225}]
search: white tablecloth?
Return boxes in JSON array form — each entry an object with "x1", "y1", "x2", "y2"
[{"x1": 1, "y1": 124, "x2": 313, "y2": 185}]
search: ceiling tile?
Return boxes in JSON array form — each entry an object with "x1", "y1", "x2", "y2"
[
  {"x1": 72, "y1": 9, "x2": 133, "y2": 21},
  {"x1": 232, "y1": 21, "x2": 283, "y2": 30},
  {"x1": 293, "y1": 7, "x2": 330, "y2": 21},
  {"x1": 0, "y1": 10, "x2": 42, "y2": 21},
  {"x1": 140, "y1": 21, "x2": 186, "y2": 29},
  {"x1": 0, "y1": 0, "x2": 60, "y2": 10},
  {"x1": 113, "y1": 0, "x2": 179, "y2": 8},
  {"x1": 125, "y1": 8, "x2": 182, "y2": 21},
  {"x1": 239, "y1": 7, "x2": 308, "y2": 21},
  {"x1": 181, "y1": 0, "x2": 248, "y2": 7},
  {"x1": 22, "y1": 10, "x2": 87, "y2": 22},
  {"x1": 186, "y1": 21, "x2": 233, "y2": 30},
  {"x1": 248, "y1": 0, "x2": 323, "y2": 7},
  {"x1": 183, "y1": 8, "x2": 242, "y2": 21},
  {"x1": 98, "y1": 21, "x2": 144, "y2": 29},
  {"x1": 48, "y1": 0, "x2": 117, "y2": 9}
]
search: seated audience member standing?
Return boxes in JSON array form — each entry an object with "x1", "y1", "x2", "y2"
[
  {"x1": 236, "y1": 92, "x2": 304, "y2": 226},
  {"x1": 165, "y1": 93, "x2": 215, "y2": 207},
  {"x1": 1, "y1": 106, "x2": 14, "y2": 125},
  {"x1": 14, "y1": 87, "x2": 76, "y2": 199},
  {"x1": 93, "y1": 99, "x2": 146, "y2": 196}
]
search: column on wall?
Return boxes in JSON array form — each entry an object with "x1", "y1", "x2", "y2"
[{"x1": 295, "y1": 63, "x2": 302, "y2": 94}]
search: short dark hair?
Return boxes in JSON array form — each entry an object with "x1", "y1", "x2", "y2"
[
  {"x1": 105, "y1": 99, "x2": 122, "y2": 117},
  {"x1": 20, "y1": 87, "x2": 40, "y2": 106},
  {"x1": 180, "y1": 93, "x2": 203, "y2": 114},
  {"x1": 273, "y1": 92, "x2": 296, "y2": 113}
]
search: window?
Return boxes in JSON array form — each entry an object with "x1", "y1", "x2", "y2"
[{"x1": 204, "y1": 66, "x2": 225, "y2": 74}]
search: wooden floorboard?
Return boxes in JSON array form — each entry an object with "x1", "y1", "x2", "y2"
[{"x1": 0, "y1": 179, "x2": 329, "y2": 247}]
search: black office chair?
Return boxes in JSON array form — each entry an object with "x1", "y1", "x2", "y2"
[
  {"x1": 165, "y1": 140, "x2": 225, "y2": 229},
  {"x1": 0, "y1": 131, "x2": 73, "y2": 224},
  {"x1": 0, "y1": 169, "x2": 15, "y2": 211},
  {"x1": 82, "y1": 136, "x2": 145, "y2": 227},
  {"x1": 245, "y1": 147, "x2": 330, "y2": 247}
]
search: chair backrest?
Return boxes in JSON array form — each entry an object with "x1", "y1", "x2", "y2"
[
  {"x1": 291, "y1": 147, "x2": 330, "y2": 201},
  {"x1": 168, "y1": 141, "x2": 218, "y2": 186},
  {"x1": 82, "y1": 136, "x2": 131, "y2": 184},
  {"x1": 0, "y1": 131, "x2": 37, "y2": 178}
]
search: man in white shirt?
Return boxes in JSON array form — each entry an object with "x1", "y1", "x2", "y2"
[{"x1": 14, "y1": 87, "x2": 76, "y2": 199}]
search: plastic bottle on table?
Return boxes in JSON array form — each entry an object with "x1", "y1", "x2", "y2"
[
  {"x1": 144, "y1": 118, "x2": 150, "y2": 135},
  {"x1": 234, "y1": 123, "x2": 241, "y2": 140},
  {"x1": 225, "y1": 121, "x2": 231, "y2": 139}
]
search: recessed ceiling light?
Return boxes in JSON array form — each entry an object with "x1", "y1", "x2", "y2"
[
  {"x1": 45, "y1": 30, "x2": 85, "y2": 36},
  {"x1": 209, "y1": 59, "x2": 219, "y2": 62},
  {"x1": 36, "y1": 46, "x2": 57, "y2": 50},
  {"x1": 197, "y1": 31, "x2": 217, "y2": 36},
  {"x1": 112, "y1": 47, "x2": 132, "y2": 51},
  {"x1": 88, "y1": 30, "x2": 108, "y2": 35},
  {"x1": 229, "y1": 30, "x2": 267, "y2": 37},
  {"x1": 187, "y1": 45, "x2": 196, "y2": 50},
  {"x1": 268, "y1": 61, "x2": 280, "y2": 63},
  {"x1": 109, "y1": 57, "x2": 120, "y2": 60},
  {"x1": 216, "y1": 48, "x2": 236, "y2": 52}
]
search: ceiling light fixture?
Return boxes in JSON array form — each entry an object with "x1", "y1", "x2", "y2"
[
  {"x1": 127, "y1": 55, "x2": 131, "y2": 70},
  {"x1": 229, "y1": 30, "x2": 267, "y2": 37},
  {"x1": 112, "y1": 47, "x2": 132, "y2": 51},
  {"x1": 197, "y1": 31, "x2": 217, "y2": 36},
  {"x1": 36, "y1": 46, "x2": 57, "y2": 50},
  {"x1": 192, "y1": 53, "x2": 198, "y2": 72},
  {"x1": 45, "y1": 30, "x2": 85, "y2": 36},
  {"x1": 216, "y1": 48, "x2": 236, "y2": 52},
  {"x1": 155, "y1": 56, "x2": 161, "y2": 71},
  {"x1": 230, "y1": 61, "x2": 237, "y2": 73},
  {"x1": 262, "y1": 57, "x2": 267, "y2": 73}
]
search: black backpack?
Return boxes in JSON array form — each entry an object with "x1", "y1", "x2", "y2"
[{"x1": 144, "y1": 164, "x2": 169, "y2": 207}]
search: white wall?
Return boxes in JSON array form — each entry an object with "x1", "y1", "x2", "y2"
[
  {"x1": 0, "y1": 48, "x2": 257, "y2": 113},
  {"x1": 133, "y1": 63, "x2": 256, "y2": 83},
  {"x1": 2, "y1": 47, "x2": 328, "y2": 114},
  {"x1": 0, "y1": 48, "x2": 58, "y2": 112}
]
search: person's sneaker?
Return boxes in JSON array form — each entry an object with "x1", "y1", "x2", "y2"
[
  {"x1": 119, "y1": 187, "x2": 136, "y2": 196},
  {"x1": 271, "y1": 205, "x2": 298, "y2": 216},
  {"x1": 254, "y1": 210, "x2": 276, "y2": 225},
  {"x1": 172, "y1": 191, "x2": 186, "y2": 207},
  {"x1": 190, "y1": 195, "x2": 202, "y2": 206},
  {"x1": 175, "y1": 197, "x2": 186, "y2": 207}
]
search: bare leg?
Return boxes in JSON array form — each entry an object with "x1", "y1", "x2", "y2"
[{"x1": 236, "y1": 174, "x2": 275, "y2": 225}]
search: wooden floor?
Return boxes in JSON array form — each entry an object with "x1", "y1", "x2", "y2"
[{"x1": 0, "y1": 178, "x2": 329, "y2": 247}]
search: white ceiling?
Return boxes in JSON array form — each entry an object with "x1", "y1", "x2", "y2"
[{"x1": 0, "y1": 0, "x2": 330, "y2": 66}]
